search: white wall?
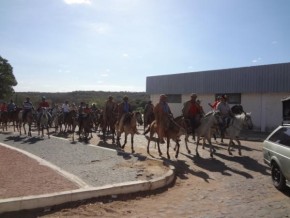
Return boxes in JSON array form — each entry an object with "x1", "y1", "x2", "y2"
[{"x1": 150, "y1": 92, "x2": 290, "y2": 132}]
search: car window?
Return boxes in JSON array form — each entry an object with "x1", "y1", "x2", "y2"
[{"x1": 268, "y1": 127, "x2": 290, "y2": 147}]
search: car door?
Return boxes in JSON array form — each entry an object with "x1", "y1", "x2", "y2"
[{"x1": 268, "y1": 127, "x2": 290, "y2": 180}]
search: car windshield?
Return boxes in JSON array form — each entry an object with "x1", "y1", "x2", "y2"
[{"x1": 268, "y1": 127, "x2": 290, "y2": 146}]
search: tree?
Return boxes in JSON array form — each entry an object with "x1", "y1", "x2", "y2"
[{"x1": 0, "y1": 56, "x2": 17, "y2": 99}]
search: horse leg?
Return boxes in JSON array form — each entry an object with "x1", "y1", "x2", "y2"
[
  {"x1": 121, "y1": 133, "x2": 127, "y2": 149},
  {"x1": 195, "y1": 136, "x2": 200, "y2": 157},
  {"x1": 23, "y1": 123, "x2": 27, "y2": 135},
  {"x1": 175, "y1": 141, "x2": 180, "y2": 158},
  {"x1": 228, "y1": 139, "x2": 233, "y2": 155},
  {"x1": 166, "y1": 138, "x2": 171, "y2": 159},
  {"x1": 131, "y1": 134, "x2": 135, "y2": 153},
  {"x1": 236, "y1": 139, "x2": 242, "y2": 155},
  {"x1": 28, "y1": 124, "x2": 32, "y2": 137},
  {"x1": 47, "y1": 126, "x2": 50, "y2": 138}
]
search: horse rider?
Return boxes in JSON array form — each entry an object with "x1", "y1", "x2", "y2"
[
  {"x1": 182, "y1": 93, "x2": 202, "y2": 136},
  {"x1": 216, "y1": 95, "x2": 234, "y2": 137},
  {"x1": 37, "y1": 96, "x2": 51, "y2": 124},
  {"x1": 103, "y1": 95, "x2": 117, "y2": 124},
  {"x1": 208, "y1": 96, "x2": 221, "y2": 110},
  {"x1": 144, "y1": 100, "x2": 154, "y2": 129},
  {"x1": 7, "y1": 99, "x2": 17, "y2": 120},
  {"x1": 62, "y1": 100, "x2": 70, "y2": 123},
  {"x1": 154, "y1": 94, "x2": 173, "y2": 143},
  {"x1": 196, "y1": 99, "x2": 205, "y2": 116},
  {"x1": 117, "y1": 96, "x2": 133, "y2": 133},
  {"x1": 22, "y1": 97, "x2": 34, "y2": 120}
]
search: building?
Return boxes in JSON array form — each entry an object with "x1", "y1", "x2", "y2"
[{"x1": 146, "y1": 62, "x2": 290, "y2": 132}]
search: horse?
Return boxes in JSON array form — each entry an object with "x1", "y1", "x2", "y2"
[
  {"x1": 78, "y1": 113, "x2": 94, "y2": 142},
  {"x1": 102, "y1": 111, "x2": 117, "y2": 143},
  {"x1": 224, "y1": 112, "x2": 253, "y2": 155},
  {"x1": 8, "y1": 108, "x2": 22, "y2": 132},
  {"x1": 38, "y1": 107, "x2": 50, "y2": 138},
  {"x1": 143, "y1": 110, "x2": 155, "y2": 131},
  {"x1": 50, "y1": 106, "x2": 60, "y2": 132},
  {"x1": 0, "y1": 111, "x2": 9, "y2": 131},
  {"x1": 18, "y1": 110, "x2": 34, "y2": 136},
  {"x1": 63, "y1": 110, "x2": 78, "y2": 133},
  {"x1": 145, "y1": 117, "x2": 186, "y2": 159},
  {"x1": 172, "y1": 115, "x2": 192, "y2": 154},
  {"x1": 195, "y1": 111, "x2": 223, "y2": 158},
  {"x1": 116, "y1": 111, "x2": 143, "y2": 153}
]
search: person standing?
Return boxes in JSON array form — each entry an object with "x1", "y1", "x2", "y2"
[{"x1": 62, "y1": 100, "x2": 70, "y2": 123}]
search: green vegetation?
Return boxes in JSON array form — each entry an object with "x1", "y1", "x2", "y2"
[
  {"x1": 11, "y1": 91, "x2": 150, "y2": 112},
  {"x1": 0, "y1": 56, "x2": 17, "y2": 99}
]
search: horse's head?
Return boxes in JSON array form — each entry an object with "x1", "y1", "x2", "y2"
[
  {"x1": 135, "y1": 111, "x2": 143, "y2": 125},
  {"x1": 243, "y1": 112, "x2": 253, "y2": 130}
]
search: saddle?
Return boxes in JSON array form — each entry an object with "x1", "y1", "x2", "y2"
[{"x1": 123, "y1": 113, "x2": 132, "y2": 125}]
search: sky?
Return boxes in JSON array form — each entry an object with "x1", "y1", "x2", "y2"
[{"x1": 1, "y1": 0, "x2": 290, "y2": 93}]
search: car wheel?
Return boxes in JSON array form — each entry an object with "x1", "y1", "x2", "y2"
[{"x1": 271, "y1": 162, "x2": 286, "y2": 190}]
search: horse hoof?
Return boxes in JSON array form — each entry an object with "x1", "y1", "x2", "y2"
[
  {"x1": 239, "y1": 151, "x2": 242, "y2": 156},
  {"x1": 188, "y1": 150, "x2": 191, "y2": 154},
  {"x1": 210, "y1": 153, "x2": 213, "y2": 158},
  {"x1": 132, "y1": 150, "x2": 135, "y2": 154}
]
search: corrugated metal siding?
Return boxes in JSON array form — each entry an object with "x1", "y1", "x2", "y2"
[{"x1": 146, "y1": 62, "x2": 290, "y2": 94}]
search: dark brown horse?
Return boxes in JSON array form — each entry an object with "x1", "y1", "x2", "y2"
[
  {"x1": 18, "y1": 110, "x2": 34, "y2": 136},
  {"x1": 102, "y1": 111, "x2": 117, "y2": 143},
  {"x1": 0, "y1": 111, "x2": 9, "y2": 131}
]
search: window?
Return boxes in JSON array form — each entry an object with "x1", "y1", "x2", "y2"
[
  {"x1": 269, "y1": 127, "x2": 290, "y2": 147},
  {"x1": 216, "y1": 93, "x2": 241, "y2": 104},
  {"x1": 166, "y1": 94, "x2": 181, "y2": 103}
]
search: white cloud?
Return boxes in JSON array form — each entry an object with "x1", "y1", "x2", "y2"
[
  {"x1": 252, "y1": 57, "x2": 262, "y2": 63},
  {"x1": 122, "y1": 53, "x2": 129, "y2": 58},
  {"x1": 64, "y1": 0, "x2": 92, "y2": 5}
]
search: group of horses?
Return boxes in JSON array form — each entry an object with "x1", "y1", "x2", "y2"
[
  {"x1": 143, "y1": 105, "x2": 253, "y2": 159},
  {"x1": 0, "y1": 104, "x2": 253, "y2": 160}
]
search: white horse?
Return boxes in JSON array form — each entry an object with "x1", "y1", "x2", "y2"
[
  {"x1": 224, "y1": 112, "x2": 253, "y2": 155},
  {"x1": 195, "y1": 111, "x2": 222, "y2": 158},
  {"x1": 38, "y1": 107, "x2": 50, "y2": 138}
]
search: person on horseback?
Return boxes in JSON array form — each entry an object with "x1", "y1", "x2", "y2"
[
  {"x1": 144, "y1": 100, "x2": 154, "y2": 129},
  {"x1": 154, "y1": 94, "x2": 173, "y2": 143},
  {"x1": 7, "y1": 100, "x2": 16, "y2": 120},
  {"x1": 117, "y1": 96, "x2": 133, "y2": 133},
  {"x1": 216, "y1": 94, "x2": 234, "y2": 137},
  {"x1": 104, "y1": 96, "x2": 117, "y2": 124},
  {"x1": 62, "y1": 100, "x2": 70, "y2": 123},
  {"x1": 182, "y1": 93, "x2": 202, "y2": 136},
  {"x1": 37, "y1": 96, "x2": 51, "y2": 124},
  {"x1": 22, "y1": 97, "x2": 33, "y2": 120},
  {"x1": 208, "y1": 96, "x2": 221, "y2": 110}
]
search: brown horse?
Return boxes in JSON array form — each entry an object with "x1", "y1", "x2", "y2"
[
  {"x1": 18, "y1": 110, "x2": 34, "y2": 136},
  {"x1": 0, "y1": 111, "x2": 9, "y2": 131},
  {"x1": 102, "y1": 111, "x2": 117, "y2": 143},
  {"x1": 8, "y1": 108, "x2": 22, "y2": 132},
  {"x1": 116, "y1": 111, "x2": 143, "y2": 153},
  {"x1": 143, "y1": 110, "x2": 155, "y2": 131},
  {"x1": 145, "y1": 117, "x2": 186, "y2": 159},
  {"x1": 78, "y1": 113, "x2": 93, "y2": 142}
]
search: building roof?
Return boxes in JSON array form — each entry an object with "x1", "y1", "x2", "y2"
[{"x1": 146, "y1": 62, "x2": 290, "y2": 94}]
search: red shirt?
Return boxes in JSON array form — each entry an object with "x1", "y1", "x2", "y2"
[
  {"x1": 39, "y1": 101, "x2": 49, "y2": 108},
  {"x1": 188, "y1": 102, "x2": 199, "y2": 117},
  {"x1": 0, "y1": 104, "x2": 7, "y2": 112}
]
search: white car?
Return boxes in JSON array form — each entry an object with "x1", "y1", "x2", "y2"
[{"x1": 263, "y1": 124, "x2": 290, "y2": 190}]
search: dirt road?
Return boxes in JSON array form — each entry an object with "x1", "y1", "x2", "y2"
[{"x1": 2, "y1": 129, "x2": 290, "y2": 218}]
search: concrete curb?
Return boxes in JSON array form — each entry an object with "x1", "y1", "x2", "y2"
[
  {"x1": 0, "y1": 141, "x2": 175, "y2": 214},
  {"x1": 0, "y1": 165, "x2": 175, "y2": 213}
]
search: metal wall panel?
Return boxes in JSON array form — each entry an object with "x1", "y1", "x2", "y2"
[{"x1": 146, "y1": 62, "x2": 290, "y2": 94}]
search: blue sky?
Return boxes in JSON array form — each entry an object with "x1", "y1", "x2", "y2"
[{"x1": 1, "y1": 0, "x2": 290, "y2": 92}]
